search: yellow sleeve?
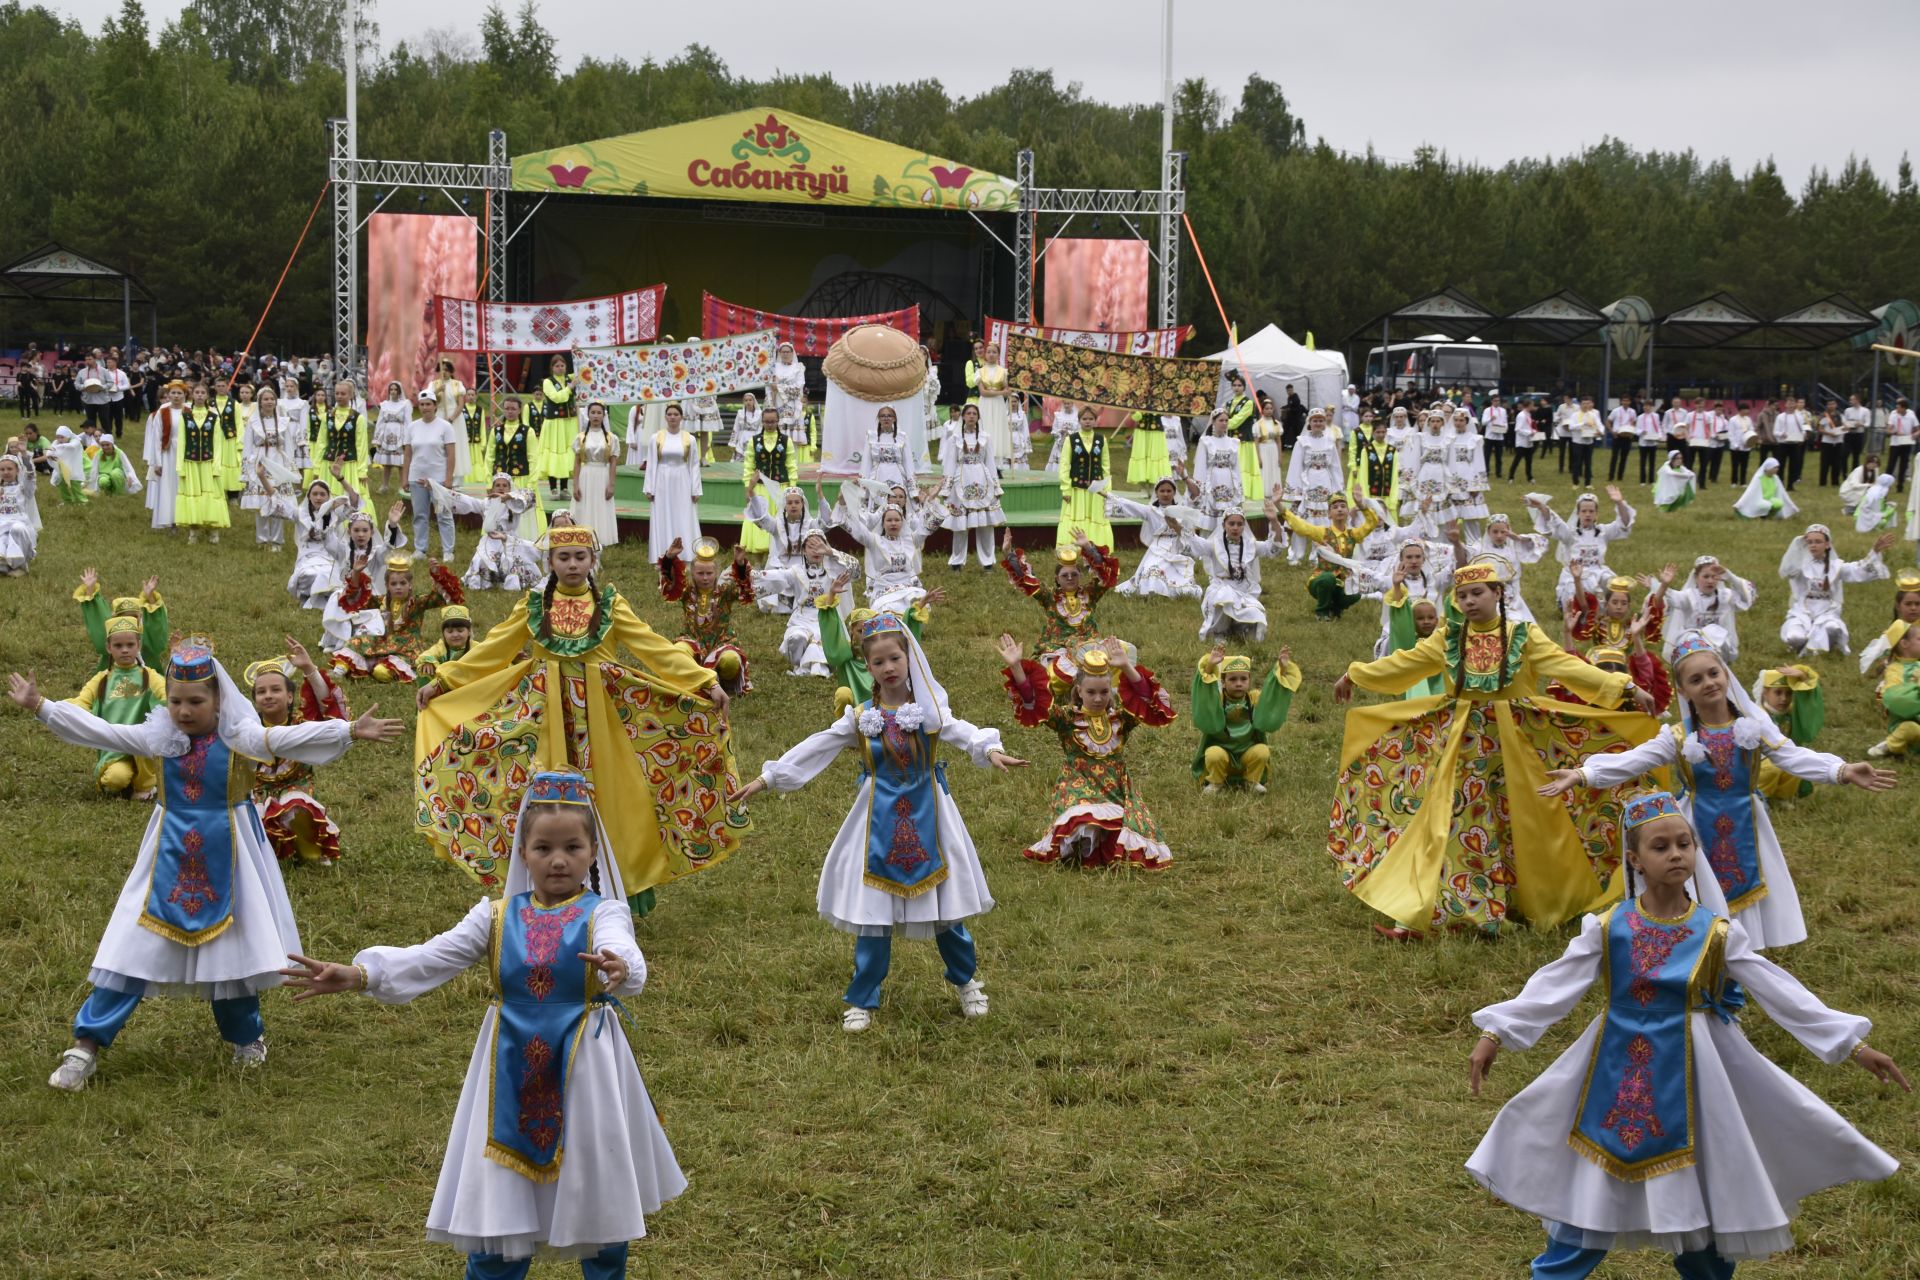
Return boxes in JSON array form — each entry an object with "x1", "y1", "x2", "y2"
[
  {"x1": 606, "y1": 594, "x2": 717, "y2": 694},
  {"x1": 1281, "y1": 509, "x2": 1328, "y2": 544},
  {"x1": 146, "y1": 670, "x2": 167, "y2": 699},
  {"x1": 1522, "y1": 626, "x2": 1629, "y2": 705},
  {"x1": 65, "y1": 671, "x2": 110, "y2": 712},
  {"x1": 1346, "y1": 628, "x2": 1448, "y2": 695},
  {"x1": 1352, "y1": 511, "x2": 1379, "y2": 539},
  {"x1": 433, "y1": 598, "x2": 532, "y2": 692}
]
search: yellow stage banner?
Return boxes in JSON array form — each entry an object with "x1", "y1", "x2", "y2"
[{"x1": 513, "y1": 108, "x2": 1019, "y2": 212}]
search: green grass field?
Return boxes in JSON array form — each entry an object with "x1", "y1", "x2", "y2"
[{"x1": 1, "y1": 431, "x2": 1916, "y2": 1279}]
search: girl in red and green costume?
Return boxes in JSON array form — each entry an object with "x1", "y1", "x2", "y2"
[
  {"x1": 247, "y1": 637, "x2": 350, "y2": 867},
  {"x1": 658, "y1": 536, "x2": 755, "y2": 696},
  {"x1": 1000, "y1": 527, "x2": 1118, "y2": 674},
  {"x1": 999, "y1": 634, "x2": 1177, "y2": 870},
  {"x1": 330, "y1": 552, "x2": 464, "y2": 684}
]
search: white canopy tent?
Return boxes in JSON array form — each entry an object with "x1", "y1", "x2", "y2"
[{"x1": 1206, "y1": 323, "x2": 1350, "y2": 418}]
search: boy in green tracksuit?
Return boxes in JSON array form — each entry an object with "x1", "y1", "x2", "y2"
[{"x1": 1190, "y1": 645, "x2": 1300, "y2": 794}]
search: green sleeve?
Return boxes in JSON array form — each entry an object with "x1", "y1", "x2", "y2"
[
  {"x1": 907, "y1": 607, "x2": 926, "y2": 642},
  {"x1": 1788, "y1": 682, "x2": 1826, "y2": 745},
  {"x1": 1886, "y1": 679, "x2": 1920, "y2": 724},
  {"x1": 79, "y1": 592, "x2": 109, "y2": 665},
  {"x1": 820, "y1": 600, "x2": 854, "y2": 673},
  {"x1": 142, "y1": 600, "x2": 170, "y2": 672},
  {"x1": 1189, "y1": 668, "x2": 1227, "y2": 736},
  {"x1": 1252, "y1": 662, "x2": 1300, "y2": 733},
  {"x1": 1387, "y1": 595, "x2": 1418, "y2": 654}
]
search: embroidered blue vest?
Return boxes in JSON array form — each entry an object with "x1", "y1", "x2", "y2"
[
  {"x1": 1678, "y1": 725, "x2": 1767, "y2": 912},
  {"x1": 858, "y1": 702, "x2": 949, "y2": 898},
  {"x1": 1570, "y1": 902, "x2": 1730, "y2": 1180},
  {"x1": 141, "y1": 734, "x2": 243, "y2": 945},
  {"x1": 487, "y1": 890, "x2": 601, "y2": 1182}
]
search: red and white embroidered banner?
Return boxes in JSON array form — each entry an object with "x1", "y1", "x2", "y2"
[
  {"x1": 701, "y1": 291, "x2": 918, "y2": 358},
  {"x1": 433, "y1": 286, "x2": 666, "y2": 353},
  {"x1": 983, "y1": 317, "x2": 1192, "y2": 358}
]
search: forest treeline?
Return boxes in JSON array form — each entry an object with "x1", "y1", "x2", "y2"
[{"x1": 3, "y1": 0, "x2": 1916, "y2": 384}]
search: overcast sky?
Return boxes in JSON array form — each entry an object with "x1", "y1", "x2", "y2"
[{"x1": 50, "y1": 0, "x2": 1918, "y2": 189}]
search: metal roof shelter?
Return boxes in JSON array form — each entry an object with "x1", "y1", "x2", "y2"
[
  {"x1": 0, "y1": 243, "x2": 157, "y2": 345},
  {"x1": 1349, "y1": 284, "x2": 1498, "y2": 344},
  {"x1": 1500, "y1": 290, "x2": 1608, "y2": 346},
  {"x1": 1766, "y1": 294, "x2": 1877, "y2": 348},
  {"x1": 1654, "y1": 293, "x2": 1765, "y2": 348}
]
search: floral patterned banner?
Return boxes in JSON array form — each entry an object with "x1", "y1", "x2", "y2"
[
  {"x1": 1003, "y1": 331, "x2": 1216, "y2": 416},
  {"x1": 433, "y1": 285, "x2": 665, "y2": 353},
  {"x1": 984, "y1": 317, "x2": 1192, "y2": 358},
  {"x1": 702, "y1": 291, "x2": 919, "y2": 357},
  {"x1": 576, "y1": 329, "x2": 777, "y2": 404}
]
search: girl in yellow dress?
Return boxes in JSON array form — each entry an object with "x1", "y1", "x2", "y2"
[
  {"x1": 217, "y1": 381, "x2": 255, "y2": 497},
  {"x1": 538, "y1": 354, "x2": 578, "y2": 498},
  {"x1": 175, "y1": 382, "x2": 231, "y2": 544},
  {"x1": 1330, "y1": 555, "x2": 1658, "y2": 939},
  {"x1": 414, "y1": 525, "x2": 744, "y2": 912}
]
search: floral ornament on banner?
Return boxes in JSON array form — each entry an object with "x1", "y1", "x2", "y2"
[
  {"x1": 1003, "y1": 331, "x2": 1216, "y2": 417},
  {"x1": 576, "y1": 329, "x2": 778, "y2": 404}
]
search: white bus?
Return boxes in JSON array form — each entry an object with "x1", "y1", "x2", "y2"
[{"x1": 1364, "y1": 335, "x2": 1502, "y2": 394}]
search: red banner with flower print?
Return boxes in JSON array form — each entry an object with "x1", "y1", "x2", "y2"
[
  {"x1": 701, "y1": 292, "x2": 919, "y2": 358},
  {"x1": 433, "y1": 286, "x2": 666, "y2": 354}
]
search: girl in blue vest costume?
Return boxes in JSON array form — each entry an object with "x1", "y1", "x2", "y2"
[
  {"x1": 1540, "y1": 631, "x2": 1896, "y2": 951},
  {"x1": 1466, "y1": 791, "x2": 1908, "y2": 1278},
  {"x1": 280, "y1": 770, "x2": 683, "y2": 1280},
  {"x1": 7, "y1": 641, "x2": 402, "y2": 1091},
  {"x1": 730, "y1": 612, "x2": 1028, "y2": 1032}
]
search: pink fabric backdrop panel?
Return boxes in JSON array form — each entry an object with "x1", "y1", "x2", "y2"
[
  {"x1": 1041, "y1": 239, "x2": 1150, "y2": 432},
  {"x1": 368, "y1": 213, "x2": 477, "y2": 396}
]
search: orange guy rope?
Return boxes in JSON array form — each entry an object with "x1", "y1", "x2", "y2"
[
  {"x1": 224, "y1": 180, "x2": 332, "y2": 400},
  {"x1": 1182, "y1": 212, "x2": 1256, "y2": 395}
]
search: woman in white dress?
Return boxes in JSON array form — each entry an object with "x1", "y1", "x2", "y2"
[
  {"x1": 1446, "y1": 408, "x2": 1489, "y2": 539},
  {"x1": 1282, "y1": 407, "x2": 1345, "y2": 563},
  {"x1": 1465, "y1": 791, "x2": 1904, "y2": 1274},
  {"x1": 761, "y1": 539, "x2": 839, "y2": 677},
  {"x1": 241, "y1": 385, "x2": 301, "y2": 552},
  {"x1": 0, "y1": 454, "x2": 40, "y2": 575},
  {"x1": 685, "y1": 390, "x2": 723, "y2": 464},
  {"x1": 1446, "y1": 512, "x2": 1547, "y2": 624},
  {"x1": 371, "y1": 381, "x2": 410, "y2": 493},
  {"x1": 1402, "y1": 410, "x2": 1453, "y2": 523},
  {"x1": 727, "y1": 391, "x2": 760, "y2": 456},
  {"x1": 1663, "y1": 555, "x2": 1756, "y2": 661},
  {"x1": 973, "y1": 350, "x2": 1013, "y2": 470},
  {"x1": 771, "y1": 342, "x2": 808, "y2": 459},
  {"x1": 916, "y1": 346, "x2": 941, "y2": 468},
  {"x1": 1187, "y1": 409, "x2": 1244, "y2": 532},
  {"x1": 287, "y1": 480, "x2": 357, "y2": 607},
  {"x1": 937, "y1": 403, "x2": 1003, "y2": 569},
  {"x1": 837, "y1": 491, "x2": 942, "y2": 616},
  {"x1": 570, "y1": 401, "x2": 622, "y2": 549},
  {"x1": 861, "y1": 405, "x2": 917, "y2": 495},
  {"x1": 1182, "y1": 506, "x2": 1283, "y2": 642},
  {"x1": 643, "y1": 403, "x2": 701, "y2": 563},
  {"x1": 1528, "y1": 487, "x2": 1636, "y2": 609},
  {"x1": 432, "y1": 475, "x2": 542, "y2": 591},
  {"x1": 1777, "y1": 524, "x2": 1894, "y2": 655},
  {"x1": 1042, "y1": 400, "x2": 1079, "y2": 472},
  {"x1": 278, "y1": 770, "x2": 684, "y2": 1269},
  {"x1": 730, "y1": 617, "x2": 1023, "y2": 1031},
  {"x1": 743, "y1": 477, "x2": 832, "y2": 613},
  {"x1": 1106, "y1": 476, "x2": 1202, "y2": 599}
]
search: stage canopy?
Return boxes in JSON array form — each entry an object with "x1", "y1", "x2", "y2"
[{"x1": 512, "y1": 108, "x2": 1018, "y2": 212}]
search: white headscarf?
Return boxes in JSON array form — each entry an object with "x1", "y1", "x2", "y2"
[
  {"x1": 1733, "y1": 457, "x2": 1797, "y2": 520},
  {"x1": 1855, "y1": 473, "x2": 1897, "y2": 533},
  {"x1": 501, "y1": 769, "x2": 627, "y2": 903},
  {"x1": 851, "y1": 613, "x2": 952, "y2": 732},
  {"x1": 1668, "y1": 631, "x2": 1774, "y2": 760},
  {"x1": 1778, "y1": 523, "x2": 1831, "y2": 581}
]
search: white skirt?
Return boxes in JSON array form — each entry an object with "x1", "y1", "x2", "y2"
[
  {"x1": 976, "y1": 398, "x2": 1013, "y2": 467},
  {"x1": 0, "y1": 518, "x2": 37, "y2": 569},
  {"x1": 817, "y1": 778, "x2": 994, "y2": 938},
  {"x1": 1116, "y1": 542, "x2": 1201, "y2": 599},
  {"x1": 1681, "y1": 798, "x2": 1806, "y2": 952},
  {"x1": 1467, "y1": 1013, "x2": 1897, "y2": 1261},
  {"x1": 573, "y1": 460, "x2": 619, "y2": 549},
  {"x1": 1198, "y1": 582, "x2": 1267, "y2": 637},
  {"x1": 426, "y1": 1003, "x2": 687, "y2": 1261},
  {"x1": 88, "y1": 800, "x2": 302, "y2": 1001}
]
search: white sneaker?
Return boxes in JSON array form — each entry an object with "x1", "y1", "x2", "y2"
[
  {"x1": 208, "y1": 531, "x2": 220, "y2": 544},
  {"x1": 955, "y1": 978, "x2": 988, "y2": 1018},
  {"x1": 231, "y1": 1038, "x2": 268, "y2": 1066},
  {"x1": 1867, "y1": 741, "x2": 1891, "y2": 759},
  {"x1": 1250, "y1": 783, "x2": 1268, "y2": 795},
  {"x1": 841, "y1": 1007, "x2": 872, "y2": 1033},
  {"x1": 1201, "y1": 783, "x2": 1220, "y2": 795},
  {"x1": 49, "y1": 1047, "x2": 97, "y2": 1091},
  {"x1": 186, "y1": 529, "x2": 198, "y2": 544}
]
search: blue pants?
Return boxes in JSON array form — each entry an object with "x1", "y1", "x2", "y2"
[
  {"x1": 410, "y1": 480, "x2": 456, "y2": 559},
  {"x1": 466, "y1": 1242, "x2": 627, "y2": 1279},
  {"x1": 1532, "y1": 1237, "x2": 1734, "y2": 1279},
  {"x1": 73, "y1": 982, "x2": 264, "y2": 1049},
  {"x1": 844, "y1": 924, "x2": 976, "y2": 1009}
]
